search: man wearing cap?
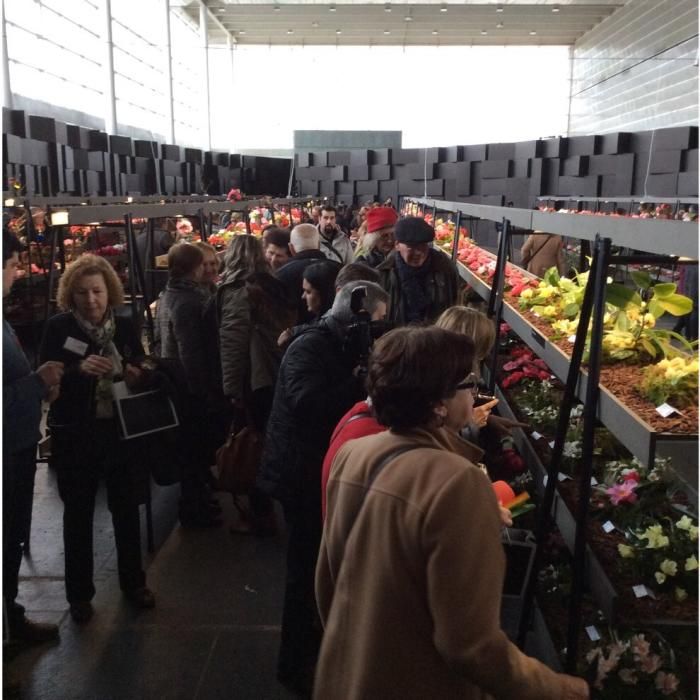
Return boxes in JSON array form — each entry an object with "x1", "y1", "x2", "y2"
[
  {"x1": 355, "y1": 207, "x2": 398, "y2": 268},
  {"x1": 377, "y1": 216, "x2": 462, "y2": 325}
]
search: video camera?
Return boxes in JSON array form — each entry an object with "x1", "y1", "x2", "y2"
[{"x1": 343, "y1": 285, "x2": 393, "y2": 368}]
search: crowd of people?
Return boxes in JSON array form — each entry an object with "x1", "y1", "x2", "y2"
[{"x1": 2, "y1": 201, "x2": 589, "y2": 699}]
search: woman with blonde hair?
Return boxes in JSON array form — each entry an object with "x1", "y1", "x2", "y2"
[
  {"x1": 217, "y1": 235, "x2": 295, "y2": 534},
  {"x1": 436, "y1": 306, "x2": 526, "y2": 440},
  {"x1": 40, "y1": 254, "x2": 154, "y2": 624}
]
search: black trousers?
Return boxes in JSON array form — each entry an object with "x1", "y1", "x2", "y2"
[
  {"x1": 3, "y1": 447, "x2": 37, "y2": 620},
  {"x1": 53, "y1": 421, "x2": 145, "y2": 604},
  {"x1": 277, "y1": 473, "x2": 323, "y2": 689}
]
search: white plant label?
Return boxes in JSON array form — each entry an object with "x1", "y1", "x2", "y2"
[
  {"x1": 558, "y1": 473, "x2": 570, "y2": 481},
  {"x1": 568, "y1": 335, "x2": 577, "y2": 344},
  {"x1": 632, "y1": 584, "x2": 653, "y2": 599},
  {"x1": 656, "y1": 403, "x2": 679, "y2": 418},
  {"x1": 602, "y1": 521, "x2": 615, "y2": 533},
  {"x1": 591, "y1": 477, "x2": 598, "y2": 486},
  {"x1": 585, "y1": 626, "x2": 601, "y2": 641},
  {"x1": 548, "y1": 441, "x2": 555, "y2": 449},
  {"x1": 531, "y1": 431, "x2": 543, "y2": 440}
]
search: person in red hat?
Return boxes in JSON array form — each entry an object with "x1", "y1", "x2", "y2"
[{"x1": 354, "y1": 206, "x2": 398, "y2": 268}]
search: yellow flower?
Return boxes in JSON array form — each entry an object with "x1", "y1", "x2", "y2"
[
  {"x1": 684, "y1": 555, "x2": 698, "y2": 572},
  {"x1": 541, "y1": 305, "x2": 557, "y2": 317},
  {"x1": 520, "y1": 288, "x2": 534, "y2": 299},
  {"x1": 617, "y1": 544, "x2": 635, "y2": 559},
  {"x1": 676, "y1": 515, "x2": 693, "y2": 531},
  {"x1": 675, "y1": 587, "x2": 688, "y2": 602},
  {"x1": 655, "y1": 571, "x2": 666, "y2": 584},
  {"x1": 626, "y1": 308, "x2": 640, "y2": 322},
  {"x1": 659, "y1": 559, "x2": 678, "y2": 576},
  {"x1": 642, "y1": 313, "x2": 656, "y2": 328},
  {"x1": 641, "y1": 525, "x2": 670, "y2": 549},
  {"x1": 690, "y1": 526, "x2": 698, "y2": 541}
]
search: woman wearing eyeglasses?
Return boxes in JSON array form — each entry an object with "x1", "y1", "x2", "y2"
[{"x1": 316, "y1": 326, "x2": 589, "y2": 700}]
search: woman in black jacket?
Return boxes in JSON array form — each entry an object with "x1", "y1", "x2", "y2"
[
  {"x1": 40, "y1": 254, "x2": 154, "y2": 624},
  {"x1": 156, "y1": 243, "x2": 223, "y2": 528}
]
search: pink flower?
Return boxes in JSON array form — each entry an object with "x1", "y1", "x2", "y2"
[
  {"x1": 618, "y1": 668, "x2": 638, "y2": 685},
  {"x1": 654, "y1": 671, "x2": 679, "y2": 695},
  {"x1": 605, "y1": 481, "x2": 638, "y2": 506},
  {"x1": 630, "y1": 634, "x2": 650, "y2": 659},
  {"x1": 640, "y1": 654, "x2": 662, "y2": 674}
]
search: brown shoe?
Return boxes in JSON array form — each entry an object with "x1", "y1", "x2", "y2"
[
  {"x1": 10, "y1": 616, "x2": 60, "y2": 643},
  {"x1": 124, "y1": 587, "x2": 156, "y2": 609}
]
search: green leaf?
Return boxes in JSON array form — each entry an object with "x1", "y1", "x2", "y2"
[
  {"x1": 640, "y1": 338, "x2": 658, "y2": 359},
  {"x1": 631, "y1": 270, "x2": 652, "y2": 289},
  {"x1": 610, "y1": 349, "x2": 636, "y2": 360},
  {"x1": 651, "y1": 282, "x2": 677, "y2": 298},
  {"x1": 543, "y1": 267, "x2": 560, "y2": 286},
  {"x1": 615, "y1": 311, "x2": 630, "y2": 331},
  {"x1": 605, "y1": 284, "x2": 642, "y2": 309},
  {"x1": 656, "y1": 294, "x2": 693, "y2": 316},
  {"x1": 648, "y1": 298, "x2": 665, "y2": 318},
  {"x1": 559, "y1": 278, "x2": 575, "y2": 291},
  {"x1": 562, "y1": 303, "x2": 579, "y2": 318}
]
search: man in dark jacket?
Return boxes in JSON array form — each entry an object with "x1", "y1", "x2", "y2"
[
  {"x1": 3, "y1": 229, "x2": 64, "y2": 645},
  {"x1": 258, "y1": 281, "x2": 389, "y2": 696},
  {"x1": 377, "y1": 217, "x2": 462, "y2": 325},
  {"x1": 275, "y1": 223, "x2": 336, "y2": 324}
]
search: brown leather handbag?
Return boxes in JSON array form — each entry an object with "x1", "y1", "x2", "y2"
[{"x1": 215, "y1": 420, "x2": 262, "y2": 495}]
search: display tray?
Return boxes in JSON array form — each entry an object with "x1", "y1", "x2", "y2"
[
  {"x1": 456, "y1": 256, "x2": 698, "y2": 471},
  {"x1": 494, "y1": 382, "x2": 698, "y2": 627}
]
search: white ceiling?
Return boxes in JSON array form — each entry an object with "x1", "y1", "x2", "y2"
[{"x1": 179, "y1": 0, "x2": 627, "y2": 46}]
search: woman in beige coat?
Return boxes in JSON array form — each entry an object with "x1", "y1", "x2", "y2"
[
  {"x1": 315, "y1": 326, "x2": 588, "y2": 700},
  {"x1": 520, "y1": 231, "x2": 566, "y2": 278}
]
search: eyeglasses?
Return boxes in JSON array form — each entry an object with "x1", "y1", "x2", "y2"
[{"x1": 455, "y1": 374, "x2": 479, "y2": 397}]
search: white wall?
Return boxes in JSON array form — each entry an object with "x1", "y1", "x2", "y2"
[{"x1": 568, "y1": 0, "x2": 698, "y2": 135}]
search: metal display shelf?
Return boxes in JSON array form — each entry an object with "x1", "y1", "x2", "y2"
[
  {"x1": 44, "y1": 197, "x2": 313, "y2": 226},
  {"x1": 493, "y1": 382, "x2": 619, "y2": 622},
  {"x1": 458, "y1": 259, "x2": 698, "y2": 473},
  {"x1": 537, "y1": 196, "x2": 699, "y2": 205},
  {"x1": 403, "y1": 197, "x2": 699, "y2": 259}
]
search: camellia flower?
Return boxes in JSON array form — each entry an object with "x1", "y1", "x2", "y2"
[
  {"x1": 641, "y1": 525, "x2": 670, "y2": 549},
  {"x1": 654, "y1": 671, "x2": 680, "y2": 695},
  {"x1": 675, "y1": 587, "x2": 688, "y2": 602},
  {"x1": 621, "y1": 469, "x2": 640, "y2": 483},
  {"x1": 659, "y1": 559, "x2": 678, "y2": 576},
  {"x1": 605, "y1": 481, "x2": 638, "y2": 505},
  {"x1": 618, "y1": 668, "x2": 638, "y2": 685},
  {"x1": 630, "y1": 634, "x2": 650, "y2": 659},
  {"x1": 676, "y1": 515, "x2": 693, "y2": 531},
  {"x1": 640, "y1": 653, "x2": 662, "y2": 674},
  {"x1": 618, "y1": 544, "x2": 635, "y2": 558},
  {"x1": 684, "y1": 555, "x2": 698, "y2": 572}
]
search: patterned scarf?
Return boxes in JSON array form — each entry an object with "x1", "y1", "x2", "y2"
[
  {"x1": 396, "y1": 250, "x2": 432, "y2": 323},
  {"x1": 72, "y1": 309, "x2": 123, "y2": 419}
]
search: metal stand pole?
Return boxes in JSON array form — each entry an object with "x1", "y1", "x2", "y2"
[
  {"x1": 486, "y1": 217, "x2": 510, "y2": 394},
  {"x1": 452, "y1": 210, "x2": 461, "y2": 262},
  {"x1": 565, "y1": 235, "x2": 610, "y2": 672},
  {"x1": 516, "y1": 233, "x2": 605, "y2": 649}
]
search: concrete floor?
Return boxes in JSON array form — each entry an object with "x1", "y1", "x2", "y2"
[
  {"x1": 6, "y1": 462, "x2": 549, "y2": 699},
  {"x1": 6, "y1": 463, "x2": 297, "y2": 700}
]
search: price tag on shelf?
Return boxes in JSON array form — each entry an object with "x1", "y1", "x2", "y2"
[
  {"x1": 585, "y1": 626, "x2": 601, "y2": 642},
  {"x1": 632, "y1": 584, "x2": 655, "y2": 599},
  {"x1": 602, "y1": 520, "x2": 615, "y2": 533},
  {"x1": 656, "y1": 403, "x2": 680, "y2": 418},
  {"x1": 531, "y1": 431, "x2": 543, "y2": 440},
  {"x1": 568, "y1": 335, "x2": 577, "y2": 344}
]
